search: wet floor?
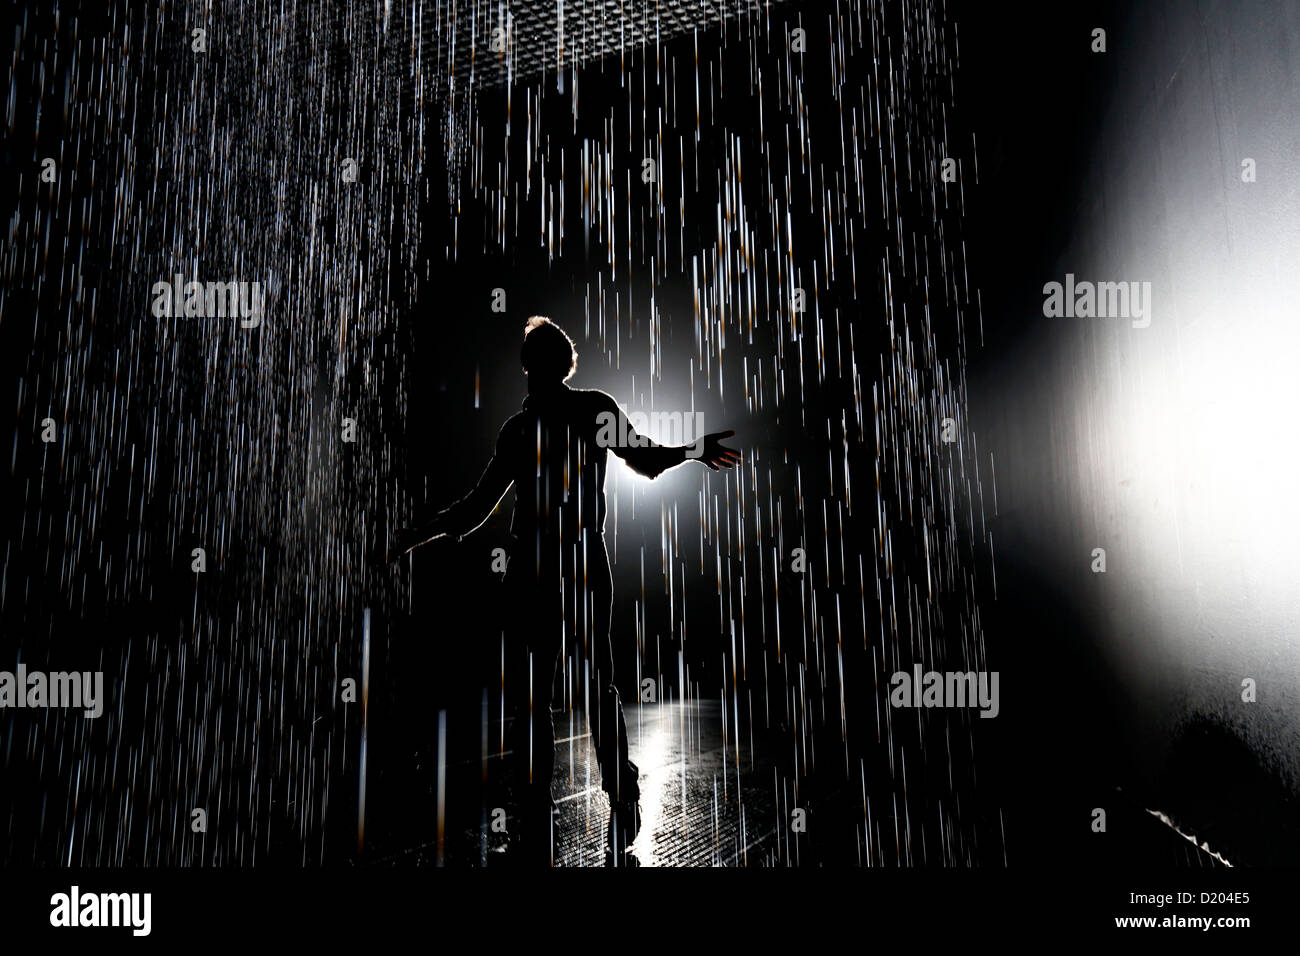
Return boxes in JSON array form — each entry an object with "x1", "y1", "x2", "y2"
[{"x1": 367, "y1": 700, "x2": 785, "y2": 867}]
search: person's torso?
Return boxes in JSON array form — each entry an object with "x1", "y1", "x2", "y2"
[{"x1": 500, "y1": 386, "x2": 613, "y2": 549}]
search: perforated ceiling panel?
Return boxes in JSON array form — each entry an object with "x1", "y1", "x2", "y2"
[{"x1": 422, "y1": 0, "x2": 790, "y2": 90}]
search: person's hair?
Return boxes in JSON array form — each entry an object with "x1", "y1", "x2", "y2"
[{"x1": 520, "y1": 315, "x2": 577, "y2": 382}]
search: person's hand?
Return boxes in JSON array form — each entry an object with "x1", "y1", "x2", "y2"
[
  {"x1": 389, "y1": 527, "x2": 422, "y2": 562},
  {"x1": 698, "y1": 430, "x2": 742, "y2": 471},
  {"x1": 370, "y1": 527, "x2": 421, "y2": 567}
]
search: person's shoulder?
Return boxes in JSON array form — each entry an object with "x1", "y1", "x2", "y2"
[
  {"x1": 496, "y1": 410, "x2": 530, "y2": 446},
  {"x1": 568, "y1": 387, "x2": 619, "y2": 413}
]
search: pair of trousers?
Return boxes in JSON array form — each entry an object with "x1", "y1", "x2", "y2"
[{"x1": 501, "y1": 533, "x2": 634, "y2": 821}]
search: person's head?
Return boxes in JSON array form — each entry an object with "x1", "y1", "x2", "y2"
[{"x1": 520, "y1": 315, "x2": 577, "y2": 383}]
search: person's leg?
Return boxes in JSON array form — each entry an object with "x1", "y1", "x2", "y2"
[
  {"x1": 502, "y1": 571, "x2": 560, "y2": 864},
  {"x1": 584, "y1": 535, "x2": 640, "y2": 863},
  {"x1": 518, "y1": 638, "x2": 558, "y2": 863},
  {"x1": 580, "y1": 537, "x2": 627, "y2": 791}
]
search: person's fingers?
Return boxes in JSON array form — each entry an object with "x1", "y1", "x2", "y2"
[{"x1": 379, "y1": 531, "x2": 411, "y2": 566}]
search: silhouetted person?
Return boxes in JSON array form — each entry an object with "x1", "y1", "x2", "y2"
[{"x1": 389, "y1": 316, "x2": 739, "y2": 866}]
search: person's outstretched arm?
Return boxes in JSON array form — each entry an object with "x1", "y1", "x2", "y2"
[
  {"x1": 606, "y1": 400, "x2": 741, "y2": 478},
  {"x1": 385, "y1": 438, "x2": 514, "y2": 562}
]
